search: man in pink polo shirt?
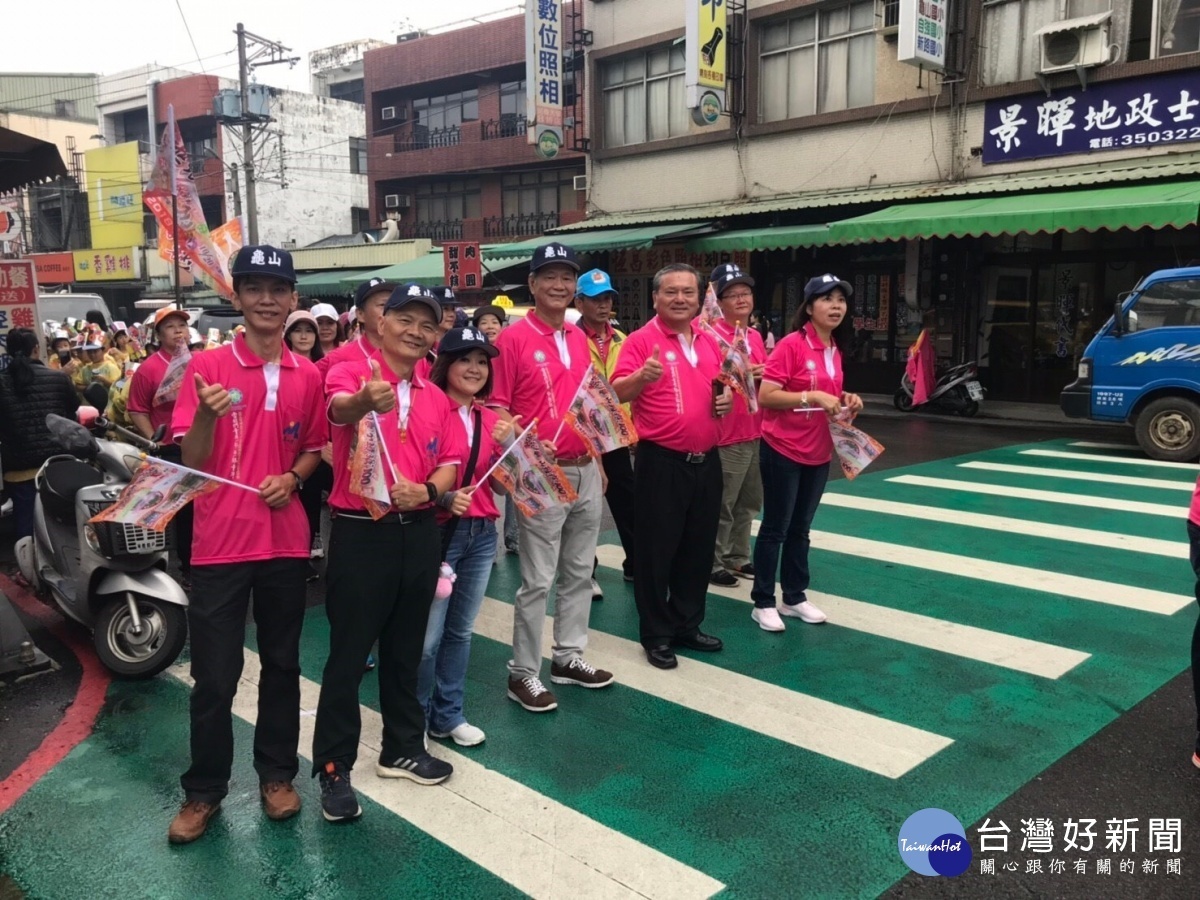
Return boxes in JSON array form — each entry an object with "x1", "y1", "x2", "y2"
[
  {"x1": 490, "y1": 242, "x2": 613, "y2": 713},
  {"x1": 312, "y1": 283, "x2": 467, "y2": 822},
  {"x1": 613, "y1": 264, "x2": 732, "y2": 670},
  {"x1": 167, "y1": 245, "x2": 326, "y2": 844},
  {"x1": 315, "y1": 278, "x2": 397, "y2": 382},
  {"x1": 128, "y1": 306, "x2": 195, "y2": 581},
  {"x1": 706, "y1": 263, "x2": 768, "y2": 589}
]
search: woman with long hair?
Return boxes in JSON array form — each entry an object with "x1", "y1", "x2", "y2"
[
  {"x1": 0, "y1": 328, "x2": 80, "y2": 538},
  {"x1": 284, "y1": 309, "x2": 330, "y2": 564},
  {"x1": 284, "y1": 309, "x2": 323, "y2": 362},
  {"x1": 419, "y1": 325, "x2": 514, "y2": 747},
  {"x1": 749, "y1": 275, "x2": 863, "y2": 632},
  {"x1": 310, "y1": 303, "x2": 342, "y2": 357}
]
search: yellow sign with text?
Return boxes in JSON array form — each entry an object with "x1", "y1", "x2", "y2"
[
  {"x1": 85, "y1": 142, "x2": 143, "y2": 249},
  {"x1": 696, "y1": 0, "x2": 727, "y2": 89},
  {"x1": 73, "y1": 248, "x2": 142, "y2": 282}
]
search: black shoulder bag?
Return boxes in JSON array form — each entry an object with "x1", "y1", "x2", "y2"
[{"x1": 441, "y1": 408, "x2": 483, "y2": 559}]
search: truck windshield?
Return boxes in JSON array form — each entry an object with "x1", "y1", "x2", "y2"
[{"x1": 1131, "y1": 279, "x2": 1200, "y2": 330}]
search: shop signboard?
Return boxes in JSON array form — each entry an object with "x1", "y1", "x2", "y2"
[
  {"x1": 983, "y1": 70, "x2": 1200, "y2": 164},
  {"x1": 443, "y1": 242, "x2": 482, "y2": 291},
  {"x1": 526, "y1": 0, "x2": 564, "y2": 159},
  {"x1": 685, "y1": 0, "x2": 728, "y2": 125},
  {"x1": 897, "y1": 0, "x2": 948, "y2": 73},
  {"x1": 0, "y1": 260, "x2": 40, "y2": 359},
  {"x1": 73, "y1": 248, "x2": 142, "y2": 282}
]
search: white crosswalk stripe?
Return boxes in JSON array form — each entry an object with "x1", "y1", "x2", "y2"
[
  {"x1": 1021, "y1": 448, "x2": 1200, "y2": 471},
  {"x1": 169, "y1": 653, "x2": 726, "y2": 900},
  {"x1": 473, "y1": 597, "x2": 953, "y2": 778},
  {"x1": 1069, "y1": 441, "x2": 1144, "y2": 451},
  {"x1": 595, "y1": 545, "x2": 1090, "y2": 679},
  {"x1": 887, "y1": 474, "x2": 1184, "y2": 518},
  {"x1": 960, "y1": 460, "x2": 1193, "y2": 492}
]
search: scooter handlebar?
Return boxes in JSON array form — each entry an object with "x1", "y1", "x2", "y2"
[{"x1": 93, "y1": 417, "x2": 164, "y2": 454}]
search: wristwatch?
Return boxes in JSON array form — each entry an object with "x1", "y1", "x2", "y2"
[
  {"x1": 424, "y1": 481, "x2": 438, "y2": 504},
  {"x1": 288, "y1": 470, "x2": 304, "y2": 491}
]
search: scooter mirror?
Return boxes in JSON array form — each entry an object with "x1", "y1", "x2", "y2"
[
  {"x1": 83, "y1": 382, "x2": 109, "y2": 411},
  {"x1": 45, "y1": 413, "x2": 98, "y2": 458}
]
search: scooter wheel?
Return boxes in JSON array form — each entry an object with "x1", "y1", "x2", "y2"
[
  {"x1": 893, "y1": 390, "x2": 914, "y2": 412},
  {"x1": 957, "y1": 401, "x2": 980, "y2": 418},
  {"x1": 93, "y1": 594, "x2": 188, "y2": 679}
]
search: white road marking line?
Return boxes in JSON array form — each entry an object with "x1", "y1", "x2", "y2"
[
  {"x1": 1021, "y1": 448, "x2": 1200, "y2": 471},
  {"x1": 595, "y1": 545, "x2": 1090, "y2": 679},
  {"x1": 1069, "y1": 441, "x2": 1143, "y2": 451},
  {"x1": 887, "y1": 474, "x2": 1183, "y2": 519},
  {"x1": 475, "y1": 598, "x2": 952, "y2": 779},
  {"x1": 169, "y1": 653, "x2": 725, "y2": 900},
  {"x1": 816, "y1": 492, "x2": 1187, "y2": 560},
  {"x1": 959, "y1": 460, "x2": 1192, "y2": 492}
]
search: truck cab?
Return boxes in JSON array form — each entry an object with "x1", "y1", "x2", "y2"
[{"x1": 1061, "y1": 266, "x2": 1200, "y2": 461}]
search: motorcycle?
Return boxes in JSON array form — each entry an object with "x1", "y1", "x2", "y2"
[
  {"x1": 15, "y1": 412, "x2": 189, "y2": 678},
  {"x1": 893, "y1": 361, "x2": 985, "y2": 417}
]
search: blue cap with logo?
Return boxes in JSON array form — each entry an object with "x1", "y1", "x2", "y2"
[
  {"x1": 575, "y1": 268, "x2": 617, "y2": 298},
  {"x1": 231, "y1": 245, "x2": 296, "y2": 284},
  {"x1": 437, "y1": 324, "x2": 499, "y2": 359},
  {"x1": 803, "y1": 273, "x2": 853, "y2": 304},
  {"x1": 429, "y1": 286, "x2": 460, "y2": 308},
  {"x1": 710, "y1": 262, "x2": 755, "y2": 297},
  {"x1": 530, "y1": 241, "x2": 580, "y2": 273},
  {"x1": 354, "y1": 276, "x2": 398, "y2": 308},
  {"x1": 385, "y1": 282, "x2": 443, "y2": 321}
]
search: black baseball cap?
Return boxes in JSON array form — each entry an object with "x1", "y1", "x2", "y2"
[
  {"x1": 530, "y1": 242, "x2": 580, "y2": 273},
  {"x1": 231, "y1": 245, "x2": 297, "y2": 284},
  {"x1": 438, "y1": 324, "x2": 499, "y2": 359},
  {"x1": 803, "y1": 274, "x2": 854, "y2": 303},
  {"x1": 710, "y1": 263, "x2": 755, "y2": 298},
  {"x1": 384, "y1": 283, "x2": 443, "y2": 321},
  {"x1": 354, "y1": 277, "x2": 398, "y2": 308},
  {"x1": 429, "y1": 286, "x2": 460, "y2": 308}
]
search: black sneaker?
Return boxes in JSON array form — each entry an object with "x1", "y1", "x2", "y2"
[
  {"x1": 709, "y1": 570, "x2": 738, "y2": 587},
  {"x1": 375, "y1": 751, "x2": 453, "y2": 785},
  {"x1": 318, "y1": 761, "x2": 361, "y2": 822}
]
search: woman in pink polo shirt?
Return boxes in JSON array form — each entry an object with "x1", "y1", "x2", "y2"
[{"x1": 750, "y1": 275, "x2": 863, "y2": 632}]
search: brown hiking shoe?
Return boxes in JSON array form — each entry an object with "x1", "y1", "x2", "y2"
[
  {"x1": 506, "y1": 675, "x2": 559, "y2": 712},
  {"x1": 167, "y1": 800, "x2": 220, "y2": 844},
  {"x1": 260, "y1": 781, "x2": 302, "y2": 820},
  {"x1": 550, "y1": 658, "x2": 614, "y2": 689}
]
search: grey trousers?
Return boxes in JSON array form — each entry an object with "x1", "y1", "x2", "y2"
[
  {"x1": 713, "y1": 438, "x2": 764, "y2": 573},
  {"x1": 508, "y1": 462, "x2": 603, "y2": 680}
]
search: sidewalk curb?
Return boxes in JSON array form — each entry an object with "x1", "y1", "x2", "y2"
[{"x1": 858, "y1": 397, "x2": 1127, "y2": 433}]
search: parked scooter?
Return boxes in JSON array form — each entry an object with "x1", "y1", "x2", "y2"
[
  {"x1": 894, "y1": 361, "x2": 985, "y2": 417},
  {"x1": 15, "y1": 412, "x2": 188, "y2": 678}
]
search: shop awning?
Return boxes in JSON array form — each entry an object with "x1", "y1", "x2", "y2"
[
  {"x1": 296, "y1": 269, "x2": 375, "y2": 297},
  {"x1": 487, "y1": 222, "x2": 709, "y2": 259},
  {"x1": 348, "y1": 252, "x2": 525, "y2": 289},
  {"x1": 0, "y1": 126, "x2": 67, "y2": 193},
  {"x1": 828, "y1": 181, "x2": 1200, "y2": 244},
  {"x1": 685, "y1": 223, "x2": 832, "y2": 253}
]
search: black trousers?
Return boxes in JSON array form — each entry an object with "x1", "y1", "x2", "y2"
[
  {"x1": 159, "y1": 444, "x2": 193, "y2": 571},
  {"x1": 312, "y1": 513, "x2": 439, "y2": 774},
  {"x1": 180, "y1": 557, "x2": 307, "y2": 804},
  {"x1": 599, "y1": 446, "x2": 637, "y2": 577},
  {"x1": 632, "y1": 442, "x2": 723, "y2": 646},
  {"x1": 299, "y1": 461, "x2": 333, "y2": 543}
]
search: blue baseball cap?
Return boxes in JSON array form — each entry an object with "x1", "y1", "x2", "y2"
[
  {"x1": 354, "y1": 276, "x2": 398, "y2": 308},
  {"x1": 530, "y1": 241, "x2": 580, "y2": 273},
  {"x1": 576, "y1": 268, "x2": 617, "y2": 299},
  {"x1": 385, "y1": 283, "x2": 443, "y2": 321},
  {"x1": 231, "y1": 245, "x2": 296, "y2": 284},
  {"x1": 710, "y1": 262, "x2": 755, "y2": 297},
  {"x1": 803, "y1": 273, "x2": 853, "y2": 304}
]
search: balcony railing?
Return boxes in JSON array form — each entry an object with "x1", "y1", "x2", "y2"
[
  {"x1": 390, "y1": 124, "x2": 462, "y2": 154},
  {"x1": 481, "y1": 115, "x2": 528, "y2": 141},
  {"x1": 484, "y1": 212, "x2": 560, "y2": 239},
  {"x1": 397, "y1": 219, "x2": 464, "y2": 242}
]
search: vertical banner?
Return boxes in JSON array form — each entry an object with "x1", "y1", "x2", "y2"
[
  {"x1": 526, "y1": 0, "x2": 564, "y2": 159},
  {"x1": 0, "y1": 260, "x2": 40, "y2": 359},
  {"x1": 443, "y1": 242, "x2": 482, "y2": 291},
  {"x1": 686, "y1": 0, "x2": 728, "y2": 126},
  {"x1": 85, "y1": 142, "x2": 144, "y2": 249}
]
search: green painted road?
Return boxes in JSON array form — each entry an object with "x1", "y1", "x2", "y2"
[{"x1": 1, "y1": 438, "x2": 1194, "y2": 899}]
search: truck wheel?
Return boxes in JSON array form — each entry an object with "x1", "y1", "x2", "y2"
[
  {"x1": 1135, "y1": 397, "x2": 1200, "y2": 462},
  {"x1": 93, "y1": 593, "x2": 188, "y2": 679},
  {"x1": 893, "y1": 390, "x2": 914, "y2": 412}
]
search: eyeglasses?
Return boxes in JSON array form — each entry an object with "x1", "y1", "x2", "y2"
[{"x1": 721, "y1": 290, "x2": 754, "y2": 300}]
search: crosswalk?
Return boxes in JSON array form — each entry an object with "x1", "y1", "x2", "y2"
[{"x1": 6, "y1": 436, "x2": 1198, "y2": 900}]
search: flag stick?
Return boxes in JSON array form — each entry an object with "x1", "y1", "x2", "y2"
[
  {"x1": 550, "y1": 364, "x2": 593, "y2": 446},
  {"x1": 473, "y1": 417, "x2": 538, "y2": 489},
  {"x1": 148, "y1": 454, "x2": 259, "y2": 494},
  {"x1": 370, "y1": 412, "x2": 399, "y2": 489}
]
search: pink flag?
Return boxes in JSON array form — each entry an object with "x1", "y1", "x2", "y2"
[
  {"x1": 564, "y1": 366, "x2": 638, "y2": 457},
  {"x1": 89, "y1": 458, "x2": 220, "y2": 532},
  {"x1": 905, "y1": 328, "x2": 937, "y2": 407},
  {"x1": 152, "y1": 345, "x2": 192, "y2": 405},
  {"x1": 493, "y1": 427, "x2": 578, "y2": 517}
]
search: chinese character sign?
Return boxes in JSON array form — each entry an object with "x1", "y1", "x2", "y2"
[
  {"x1": 898, "y1": 0, "x2": 947, "y2": 73},
  {"x1": 0, "y1": 260, "x2": 41, "y2": 359},
  {"x1": 526, "y1": 0, "x2": 564, "y2": 159},
  {"x1": 685, "y1": 0, "x2": 728, "y2": 123},
  {"x1": 442, "y1": 242, "x2": 483, "y2": 292},
  {"x1": 984, "y1": 71, "x2": 1200, "y2": 164}
]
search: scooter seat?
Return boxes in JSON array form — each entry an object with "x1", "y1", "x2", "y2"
[{"x1": 40, "y1": 459, "x2": 103, "y2": 524}]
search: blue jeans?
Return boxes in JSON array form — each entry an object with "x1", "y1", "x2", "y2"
[
  {"x1": 417, "y1": 518, "x2": 497, "y2": 733},
  {"x1": 751, "y1": 441, "x2": 830, "y2": 609}
]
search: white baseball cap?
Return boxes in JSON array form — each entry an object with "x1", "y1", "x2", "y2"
[{"x1": 310, "y1": 303, "x2": 339, "y2": 322}]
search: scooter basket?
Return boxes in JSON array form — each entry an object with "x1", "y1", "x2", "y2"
[{"x1": 83, "y1": 499, "x2": 173, "y2": 556}]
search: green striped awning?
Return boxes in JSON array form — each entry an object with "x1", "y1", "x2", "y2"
[
  {"x1": 488, "y1": 222, "x2": 709, "y2": 260},
  {"x1": 295, "y1": 269, "x2": 376, "y2": 297},
  {"x1": 827, "y1": 181, "x2": 1200, "y2": 244},
  {"x1": 685, "y1": 223, "x2": 832, "y2": 253}
]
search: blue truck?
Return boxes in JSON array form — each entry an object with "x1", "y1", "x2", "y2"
[{"x1": 1061, "y1": 266, "x2": 1200, "y2": 461}]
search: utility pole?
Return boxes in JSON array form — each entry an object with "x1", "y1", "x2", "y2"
[
  {"x1": 234, "y1": 23, "x2": 298, "y2": 246},
  {"x1": 229, "y1": 162, "x2": 242, "y2": 219}
]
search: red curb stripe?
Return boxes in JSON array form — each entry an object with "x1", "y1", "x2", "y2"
[{"x1": 0, "y1": 573, "x2": 111, "y2": 815}]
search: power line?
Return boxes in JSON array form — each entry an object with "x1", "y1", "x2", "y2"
[{"x1": 174, "y1": 0, "x2": 207, "y2": 75}]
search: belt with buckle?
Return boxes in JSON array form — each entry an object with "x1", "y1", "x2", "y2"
[
  {"x1": 641, "y1": 441, "x2": 713, "y2": 465},
  {"x1": 331, "y1": 507, "x2": 435, "y2": 525},
  {"x1": 554, "y1": 454, "x2": 593, "y2": 467}
]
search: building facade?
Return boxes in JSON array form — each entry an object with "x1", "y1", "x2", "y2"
[
  {"x1": 571, "y1": 0, "x2": 1200, "y2": 401},
  {"x1": 363, "y1": 7, "x2": 589, "y2": 248}
]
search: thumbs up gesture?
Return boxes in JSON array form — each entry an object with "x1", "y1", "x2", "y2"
[
  {"x1": 641, "y1": 346, "x2": 664, "y2": 384},
  {"x1": 358, "y1": 359, "x2": 396, "y2": 414},
  {"x1": 194, "y1": 373, "x2": 232, "y2": 418}
]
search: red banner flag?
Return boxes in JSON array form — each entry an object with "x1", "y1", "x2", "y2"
[
  {"x1": 492, "y1": 427, "x2": 577, "y2": 517},
  {"x1": 564, "y1": 366, "x2": 637, "y2": 457}
]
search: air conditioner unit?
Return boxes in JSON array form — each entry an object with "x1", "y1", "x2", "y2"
[
  {"x1": 1035, "y1": 12, "x2": 1113, "y2": 77},
  {"x1": 384, "y1": 193, "x2": 412, "y2": 209},
  {"x1": 381, "y1": 106, "x2": 397, "y2": 120},
  {"x1": 572, "y1": 175, "x2": 588, "y2": 192}
]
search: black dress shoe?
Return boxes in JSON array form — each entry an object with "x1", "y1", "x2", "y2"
[
  {"x1": 644, "y1": 644, "x2": 678, "y2": 669},
  {"x1": 709, "y1": 570, "x2": 738, "y2": 587},
  {"x1": 734, "y1": 564, "x2": 755, "y2": 579},
  {"x1": 673, "y1": 631, "x2": 723, "y2": 652}
]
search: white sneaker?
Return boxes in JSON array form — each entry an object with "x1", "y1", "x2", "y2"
[
  {"x1": 751, "y1": 607, "x2": 786, "y2": 632},
  {"x1": 591, "y1": 578, "x2": 604, "y2": 600},
  {"x1": 430, "y1": 722, "x2": 486, "y2": 747},
  {"x1": 779, "y1": 600, "x2": 827, "y2": 624},
  {"x1": 310, "y1": 534, "x2": 324, "y2": 559}
]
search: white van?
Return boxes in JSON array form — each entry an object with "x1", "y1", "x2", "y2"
[{"x1": 37, "y1": 293, "x2": 114, "y2": 329}]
